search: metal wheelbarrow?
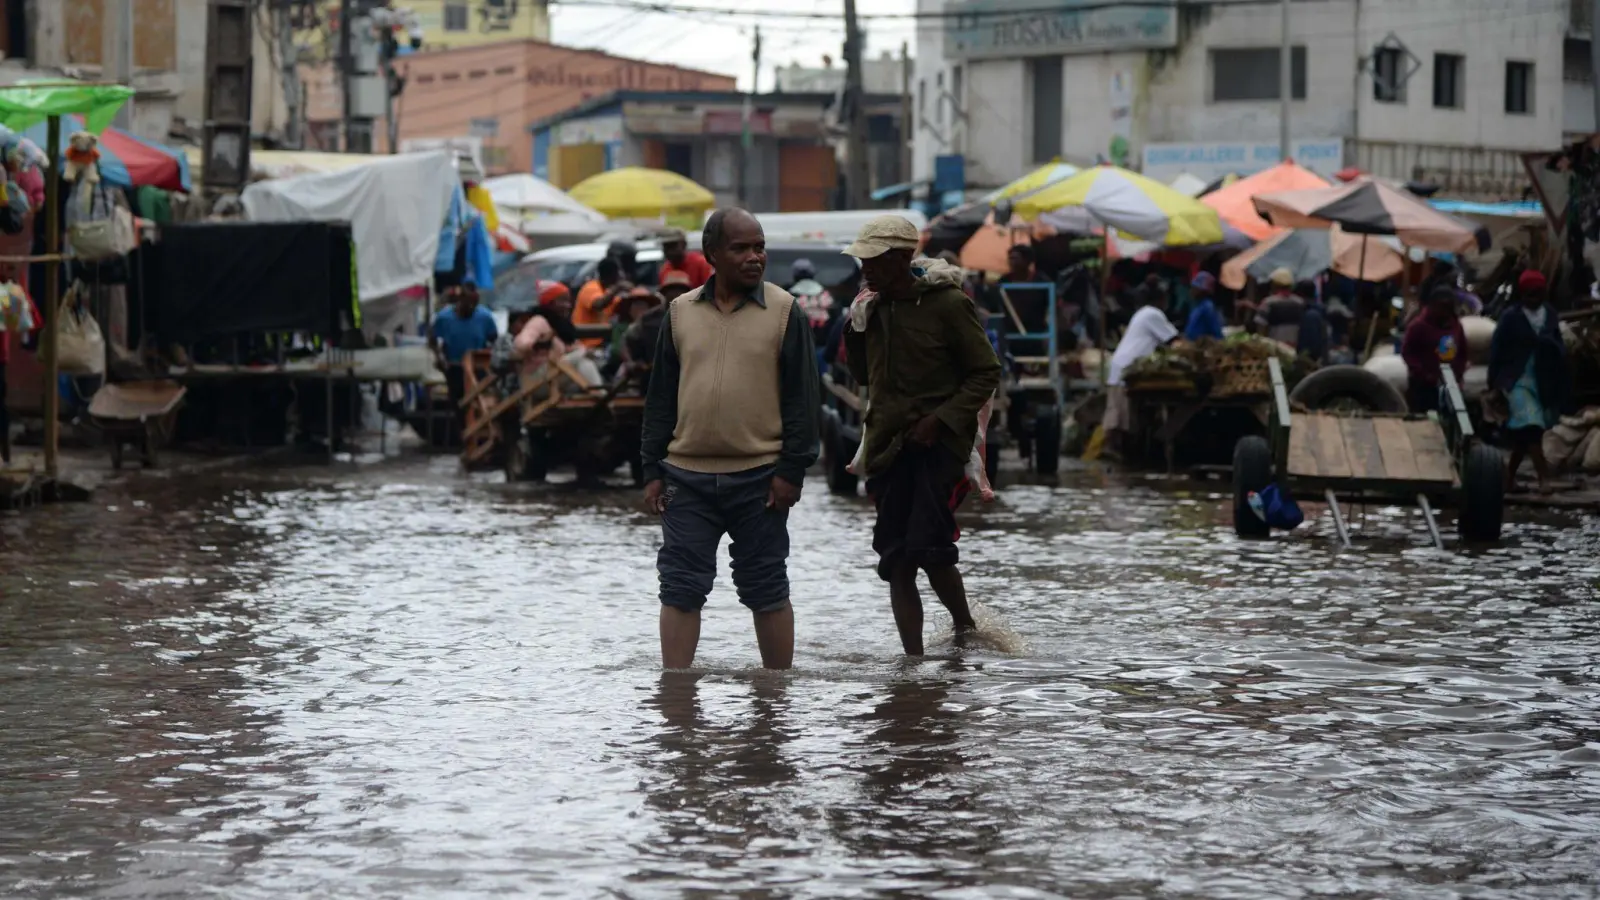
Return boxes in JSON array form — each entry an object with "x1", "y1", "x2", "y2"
[{"x1": 87, "y1": 380, "x2": 187, "y2": 470}]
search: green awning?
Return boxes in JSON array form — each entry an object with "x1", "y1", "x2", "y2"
[{"x1": 0, "y1": 82, "x2": 135, "y2": 133}]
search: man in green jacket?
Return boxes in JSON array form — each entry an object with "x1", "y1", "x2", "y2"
[{"x1": 842, "y1": 216, "x2": 1003, "y2": 656}]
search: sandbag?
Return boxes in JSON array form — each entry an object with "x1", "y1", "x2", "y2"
[
  {"x1": 1585, "y1": 428, "x2": 1600, "y2": 472},
  {"x1": 1460, "y1": 315, "x2": 1495, "y2": 366}
]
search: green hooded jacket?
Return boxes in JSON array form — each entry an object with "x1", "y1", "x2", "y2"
[{"x1": 843, "y1": 257, "x2": 1002, "y2": 477}]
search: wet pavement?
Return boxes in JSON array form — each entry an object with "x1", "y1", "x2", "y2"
[{"x1": 3, "y1": 456, "x2": 1599, "y2": 899}]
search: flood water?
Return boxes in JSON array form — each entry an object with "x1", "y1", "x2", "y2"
[{"x1": 3, "y1": 456, "x2": 1600, "y2": 899}]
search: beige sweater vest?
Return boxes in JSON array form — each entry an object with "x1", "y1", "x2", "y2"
[{"x1": 665, "y1": 282, "x2": 794, "y2": 474}]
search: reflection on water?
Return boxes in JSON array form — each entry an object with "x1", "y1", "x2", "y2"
[{"x1": 2, "y1": 457, "x2": 1599, "y2": 899}]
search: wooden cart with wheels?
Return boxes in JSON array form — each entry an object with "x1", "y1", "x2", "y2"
[
  {"x1": 473, "y1": 355, "x2": 646, "y2": 484},
  {"x1": 1231, "y1": 357, "x2": 1505, "y2": 548},
  {"x1": 88, "y1": 380, "x2": 188, "y2": 470}
]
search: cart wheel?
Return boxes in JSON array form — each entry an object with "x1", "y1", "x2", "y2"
[
  {"x1": 1458, "y1": 443, "x2": 1506, "y2": 542},
  {"x1": 1232, "y1": 436, "x2": 1272, "y2": 539},
  {"x1": 823, "y1": 424, "x2": 859, "y2": 496},
  {"x1": 109, "y1": 440, "x2": 124, "y2": 471},
  {"x1": 1033, "y1": 405, "x2": 1063, "y2": 476}
]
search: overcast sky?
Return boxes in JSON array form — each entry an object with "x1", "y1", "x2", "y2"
[{"x1": 549, "y1": 0, "x2": 921, "y2": 89}]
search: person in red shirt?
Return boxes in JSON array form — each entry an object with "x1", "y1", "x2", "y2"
[
  {"x1": 658, "y1": 227, "x2": 712, "y2": 289},
  {"x1": 1401, "y1": 285, "x2": 1469, "y2": 414}
]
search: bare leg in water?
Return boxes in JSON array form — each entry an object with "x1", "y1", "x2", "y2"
[
  {"x1": 889, "y1": 562, "x2": 977, "y2": 656},
  {"x1": 1506, "y1": 433, "x2": 1554, "y2": 494}
]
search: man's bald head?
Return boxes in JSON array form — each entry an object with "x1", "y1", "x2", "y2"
[{"x1": 703, "y1": 207, "x2": 767, "y2": 293}]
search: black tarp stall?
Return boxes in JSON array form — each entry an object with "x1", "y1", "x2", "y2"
[{"x1": 151, "y1": 220, "x2": 353, "y2": 343}]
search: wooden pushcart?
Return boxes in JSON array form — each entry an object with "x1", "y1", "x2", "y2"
[
  {"x1": 87, "y1": 380, "x2": 187, "y2": 470},
  {"x1": 1231, "y1": 358, "x2": 1505, "y2": 548},
  {"x1": 458, "y1": 350, "x2": 646, "y2": 484}
]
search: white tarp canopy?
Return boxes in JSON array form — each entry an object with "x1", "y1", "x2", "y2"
[
  {"x1": 484, "y1": 173, "x2": 603, "y2": 218},
  {"x1": 241, "y1": 151, "x2": 457, "y2": 302}
]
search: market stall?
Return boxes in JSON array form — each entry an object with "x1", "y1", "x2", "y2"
[{"x1": 0, "y1": 81, "x2": 135, "y2": 480}]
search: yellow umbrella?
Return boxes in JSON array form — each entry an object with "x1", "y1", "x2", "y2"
[
  {"x1": 986, "y1": 160, "x2": 1080, "y2": 204},
  {"x1": 568, "y1": 167, "x2": 715, "y2": 222},
  {"x1": 1013, "y1": 164, "x2": 1224, "y2": 246}
]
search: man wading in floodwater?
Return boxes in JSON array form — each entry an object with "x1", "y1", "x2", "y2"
[
  {"x1": 640, "y1": 208, "x2": 819, "y2": 670},
  {"x1": 842, "y1": 216, "x2": 1002, "y2": 656}
]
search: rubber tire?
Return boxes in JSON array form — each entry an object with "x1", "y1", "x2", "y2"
[
  {"x1": 824, "y1": 424, "x2": 858, "y2": 496},
  {"x1": 1034, "y1": 405, "x2": 1063, "y2": 475},
  {"x1": 1232, "y1": 435, "x2": 1273, "y2": 539},
  {"x1": 984, "y1": 424, "x2": 1002, "y2": 489},
  {"x1": 1458, "y1": 442, "x2": 1506, "y2": 542},
  {"x1": 1288, "y1": 365, "x2": 1410, "y2": 414}
]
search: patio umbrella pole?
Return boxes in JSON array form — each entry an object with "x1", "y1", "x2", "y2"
[
  {"x1": 1098, "y1": 228, "x2": 1110, "y2": 382},
  {"x1": 41, "y1": 115, "x2": 61, "y2": 477}
]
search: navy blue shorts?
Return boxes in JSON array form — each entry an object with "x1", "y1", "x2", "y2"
[
  {"x1": 657, "y1": 462, "x2": 791, "y2": 614},
  {"x1": 866, "y1": 445, "x2": 970, "y2": 582}
]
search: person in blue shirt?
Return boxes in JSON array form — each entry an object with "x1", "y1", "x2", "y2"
[
  {"x1": 430, "y1": 283, "x2": 498, "y2": 442},
  {"x1": 1183, "y1": 271, "x2": 1225, "y2": 341}
]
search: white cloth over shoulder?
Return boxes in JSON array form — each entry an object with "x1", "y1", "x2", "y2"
[{"x1": 1107, "y1": 305, "x2": 1179, "y2": 386}]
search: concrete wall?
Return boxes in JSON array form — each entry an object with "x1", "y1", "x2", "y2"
[
  {"x1": 911, "y1": 0, "x2": 966, "y2": 184},
  {"x1": 1145, "y1": 0, "x2": 1357, "y2": 145},
  {"x1": 1354, "y1": 0, "x2": 1567, "y2": 151},
  {"x1": 961, "y1": 59, "x2": 1025, "y2": 186},
  {"x1": 919, "y1": 0, "x2": 1576, "y2": 195}
]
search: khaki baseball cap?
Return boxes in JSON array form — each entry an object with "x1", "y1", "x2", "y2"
[
  {"x1": 1269, "y1": 267, "x2": 1294, "y2": 287},
  {"x1": 843, "y1": 215, "x2": 921, "y2": 259}
]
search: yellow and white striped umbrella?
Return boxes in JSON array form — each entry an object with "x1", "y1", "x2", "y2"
[
  {"x1": 985, "y1": 160, "x2": 1080, "y2": 204},
  {"x1": 1013, "y1": 164, "x2": 1225, "y2": 246}
]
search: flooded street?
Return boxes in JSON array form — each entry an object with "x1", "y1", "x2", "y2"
[{"x1": 3, "y1": 457, "x2": 1600, "y2": 899}]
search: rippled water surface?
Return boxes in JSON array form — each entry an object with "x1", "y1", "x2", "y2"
[{"x1": 3, "y1": 457, "x2": 1600, "y2": 899}]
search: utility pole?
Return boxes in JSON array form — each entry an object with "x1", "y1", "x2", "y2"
[
  {"x1": 739, "y1": 26, "x2": 760, "y2": 206},
  {"x1": 842, "y1": 0, "x2": 870, "y2": 209},
  {"x1": 106, "y1": 0, "x2": 134, "y2": 130},
  {"x1": 899, "y1": 40, "x2": 912, "y2": 190},
  {"x1": 1592, "y1": 0, "x2": 1600, "y2": 129},
  {"x1": 1279, "y1": 0, "x2": 1291, "y2": 161},
  {"x1": 339, "y1": 0, "x2": 354, "y2": 152},
  {"x1": 277, "y1": 0, "x2": 302, "y2": 147}
]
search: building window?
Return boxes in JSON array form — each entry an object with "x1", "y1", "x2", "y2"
[
  {"x1": 916, "y1": 78, "x2": 926, "y2": 129},
  {"x1": 1373, "y1": 46, "x2": 1407, "y2": 103},
  {"x1": 935, "y1": 70, "x2": 944, "y2": 125},
  {"x1": 1211, "y1": 47, "x2": 1307, "y2": 102},
  {"x1": 1506, "y1": 61, "x2": 1533, "y2": 115},
  {"x1": 444, "y1": 2, "x2": 468, "y2": 32},
  {"x1": 1030, "y1": 55, "x2": 1063, "y2": 163},
  {"x1": 1433, "y1": 53, "x2": 1465, "y2": 109}
]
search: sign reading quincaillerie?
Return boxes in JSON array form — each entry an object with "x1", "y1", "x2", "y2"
[{"x1": 945, "y1": 0, "x2": 1178, "y2": 60}]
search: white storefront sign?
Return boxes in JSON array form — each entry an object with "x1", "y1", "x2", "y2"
[
  {"x1": 946, "y1": 0, "x2": 1178, "y2": 60},
  {"x1": 1141, "y1": 139, "x2": 1346, "y2": 183}
]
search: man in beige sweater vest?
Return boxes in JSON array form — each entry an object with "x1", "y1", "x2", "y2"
[{"x1": 640, "y1": 209, "x2": 819, "y2": 670}]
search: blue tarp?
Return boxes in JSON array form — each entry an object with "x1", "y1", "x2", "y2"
[{"x1": 1429, "y1": 199, "x2": 1544, "y2": 219}]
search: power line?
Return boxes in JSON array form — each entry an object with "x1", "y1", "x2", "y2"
[{"x1": 547, "y1": 0, "x2": 1283, "y2": 21}]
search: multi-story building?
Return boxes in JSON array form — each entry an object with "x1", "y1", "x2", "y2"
[
  {"x1": 914, "y1": 0, "x2": 1595, "y2": 200},
  {"x1": 299, "y1": 39, "x2": 735, "y2": 174},
  {"x1": 398, "y1": 0, "x2": 551, "y2": 52}
]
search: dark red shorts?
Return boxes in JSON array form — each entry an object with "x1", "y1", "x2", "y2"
[{"x1": 866, "y1": 445, "x2": 970, "y2": 582}]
